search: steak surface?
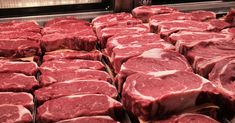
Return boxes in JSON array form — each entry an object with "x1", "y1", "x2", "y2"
[
  {"x1": 37, "y1": 94, "x2": 123, "y2": 123},
  {"x1": 151, "y1": 113, "x2": 219, "y2": 123},
  {"x1": 0, "y1": 73, "x2": 39, "y2": 92},
  {"x1": 132, "y1": 5, "x2": 177, "y2": 22},
  {"x1": 35, "y1": 80, "x2": 118, "y2": 103},
  {"x1": 0, "y1": 92, "x2": 34, "y2": 111},
  {"x1": 56, "y1": 116, "x2": 119, "y2": 123},
  {"x1": 40, "y1": 69, "x2": 112, "y2": 86},
  {"x1": 43, "y1": 49, "x2": 102, "y2": 62},
  {"x1": 0, "y1": 104, "x2": 32, "y2": 123},
  {"x1": 190, "y1": 10, "x2": 216, "y2": 21},
  {"x1": 0, "y1": 60, "x2": 38, "y2": 75},
  {"x1": 44, "y1": 16, "x2": 88, "y2": 27},
  {"x1": 116, "y1": 48, "x2": 192, "y2": 92},
  {"x1": 122, "y1": 70, "x2": 219, "y2": 120},
  {"x1": 40, "y1": 59, "x2": 105, "y2": 73}
]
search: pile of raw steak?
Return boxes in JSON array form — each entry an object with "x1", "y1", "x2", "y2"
[{"x1": 0, "y1": 5, "x2": 234, "y2": 123}]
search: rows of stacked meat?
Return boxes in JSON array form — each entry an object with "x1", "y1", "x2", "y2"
[{"x1": 0, "y1": 5, "x2": 234, "y2": 123}]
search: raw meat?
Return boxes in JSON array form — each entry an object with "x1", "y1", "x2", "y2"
[
  {"x1": 222, "y1": 27, "x2": 235, "y2": 37},
  {"x1": 56, "y1": 116, "x2": 119, "y2": 123},
  {"x1": 0, "y1": 60, "x2": 38, "y2": 75},
  {"x1": 43, "y1": 49, "x2": 102, "y2": 62},
  {"x1": 41, "y1": 28, "x2": 97, "y2": 52},
  {"x1": 92, "y1": 12, "x2": 142, "y2": 33},
  {"x1": 186, "y1": 41, "x2": 235, "y2": 78},
  {"x1": 111, "y1": 41, "x2": 174, "y2": 73},
  {"x1": 116, "y1": 48, "x2": 192, "y2": 92},
  {"x1": 153, "y1": 20, "x2": 214, "y2": 38},
  {"x1": 151, "y1": 113, "x2": 218, "y2": 123},
  {"x1": 0, "y1": 92, "x2": 34, "y2": 111},
  {"x1": 132, "y1": 5, "x2": 177, "y2": 22},
  {"x1": 122, "y1": 70, "x2": 219, "y2": 120},
  {"x1": 0, "y1": 31, "x2": 41, "y2": 41},
  {"x1": 168, "y1": 31, "x2": 233, "y2": 54},
  {"x1": 37, "y1": 94, "x2": 123, "y2": 123},
  {"x1": 0, "y1": 104, "x2": 32, "y2": 123},
  {"x1": 96, "y1": 24, "x2": 149, "y2": 48},
  {"x1": 44, "y1": 16, "x2": 88, "y2": 27},
  {"x1": 190, "y1": 10, "x2": 216, "y2": 21},
  {"x1": 0, "y1": 38, "x2": 41, "y2": 58},
  {"x1": 35, "y1": 80, "x2": 118, "y2": 103},
  {"x1": 0, "y1": 20, "x2": 40, "y2": 33},
  {"x1": 223, "y1": 8, "x2": 235, "y2": 26},
  {"x1": 105, "y1": 33, "x2": 163, "y2": 56},
  {"x1": 149, "y1": 12, "x2": 193, "y2": 32},
  {"x1": 206, "y1": 19, "x2": 231, "y2": 32},
  {"x1": 40, "y1": 59, "x2": 105, "y2": 73},
  {"x1": 0, "y1": 73, "x2": 39, "y2": 92},
  {"x1": 209, "y1": 58, "x2": 235, "y2": 94},
  {"x1": 40, "y1": 69, "x2": 112, "y2": 86}
]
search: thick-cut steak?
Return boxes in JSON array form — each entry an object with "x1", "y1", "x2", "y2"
[
  {"x1": 92, "y1": 12, "x2": 142, "y2": 33},
  {"x1": 40, "y1": 69, "x2": 112, "y2": 86},
  {"x1": 37, "y1": 94, "x2": 123, "y2": 123},
  {"x1": 0, "y1": 104, "x2": 32, "y2": 123},
  {"x1": 0, "y1": 60, "x2": 38, "y2": 75},
  {"x1": 105, "y1": 33, "x2": 163, "y2": 56},
  {"x1": 116, "y1": 48, "x2": 192, "y2": 92},
  {"x1": 35, "y1": 80, "x2": 118, "y2": 103},
  {"x1": 44, "y1": 16, "x2": 88, "y2": 27},
  {"x1": 122, "y1": 70, "x2": 219, "y2": 120},
  {"x1": 153, "y1": 20, "x2": 214, "y2": 38},
  {"x1": 56, "y1": 116, "x2": 119, "y2": 123},
  {"x1": 40, "y1": 59, "x2": 105, "y2": 73},
  {"x1": 0, "y1": 92, "x2": 34, "y2": 111},
  {"x1": 168, "y1": 31, "x2": 233, "y2": 54},
  {"x1": 151, "y1": 113, "x2": 218, "y2": 123},
  {"x1": 96, "y1": 24, "x2": 149, "y2": 48},
  {"x1": 0, "y1": 31, "x2": 41, "y2": 41},
  {"x1": 0, "y1": 73, "x2": 39, "y2": 92},
  {"x1": 0, "y1": 20, "x2": 40, "y2": 33},
  {"x1": 186, "y1": 41, "x2": 235, "y2": 78},
  {"x1": 190, "y1": 10, "x2": 216, "y2": 21},
  {"x1": 43, "y1": 49, "x2": 102, "y2": 62},
  {"x1": 0, "y1": 38, "x2": 41, "y2": 58},
  {"x1": 132, "y1": 5, "x2": 177, "y2": 22},
  {"x1": 111, "y1": 41, "x2": 174, "y2": 73}
]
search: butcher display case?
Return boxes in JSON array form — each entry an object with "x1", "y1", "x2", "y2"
[{"x1": 0, "y1": 0, "x2": 235, "y2": 123}]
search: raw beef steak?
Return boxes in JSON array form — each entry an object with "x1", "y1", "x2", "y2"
[
  {"x1": 0, "y1": 20, "x2": 40, "y2": 33},
  {"x1": 206, "y1": 19, "x2": 231, "y2": 32},
  {"x1": 56, "y1": 116, "x2": 119, "y2": 123},
  {"x1": 0, "y1": 73, "x2": 39, "y2": 92},
  {"x1": 116, "y1": 48, "x2": 192, "y2": 92},
  {"x1": 105, "y1": 33, "x2": 163, "y2": 56},
  {"x1": 222, "y1": 27, "x2": 235, "y2": 37},
  {"x1": 223, "y1": 8, "x2": 235, "y2": 26},
  {"x1": 0, "y1": 31, "x2": 41, "y2": 41},
  {"x1": 40, "y1": 59, "x2": 105, "y2": 73},
  {"x1": 186, "y1": 41, "x2": 235, "y2": 78},
  {"x1": 0, "y1": 92, "x2": 34, "y2": 111},
  {"x1": 0, "y1": 104, "x2": 32, "y2": 123},
  {"x1": 132, "y1": 5, "x2": 177, "y2": 22},
  {"x1": 35, "y1": 80, "x2": 118, "y2": 103},
  {"x1": 40, "y1": 69, "x2": 112, "y2": 86},
  {"x1": 153, "y1": 20, "x2": 214, "y2": 38},
  {"x1": 151, "y1": 113, "x2": 218, "y2": 123},
  {"x1": 96, "y1": 24, "x2": 149, "y2": 48},
  {"x1": 168, "y1": 31, "x2": 233, "y2": 54},
  {"x1": 92, "y1": 12, "x2": 142, "y2": 33},
  {"x1": 149, "y1": 12, "x2": 193, "y2": 32},
  {"x1": 209, "y1": 58, "x2": 235, "y2": 94},
  {"x1": 43, "y1": 49, "x2": 102, "y2": 62},
  {"x1": 44, "y1": 16, "x2": 88, "y2": 27},
  {"x1": 122, "y1": 70, "x2": 219, "y2": 120},
  {"x1": 111, "y1": 41, "x2": 174, "y2": 73},
  {"x1": 0, "y1": 60, "x2": 38, "y2": 75},
  {"x1": 41, "y1": 28, "x2": 97, "y2": 51},
  {"x1": 37, "y1": 94, "x2": 123, "y2": 123},
  {"x1": 0, "y1": 38, "x2": 41, "y2": 57},
  {"x1": 190, "y1": 10, "x2": 216, "y2": 21}
]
